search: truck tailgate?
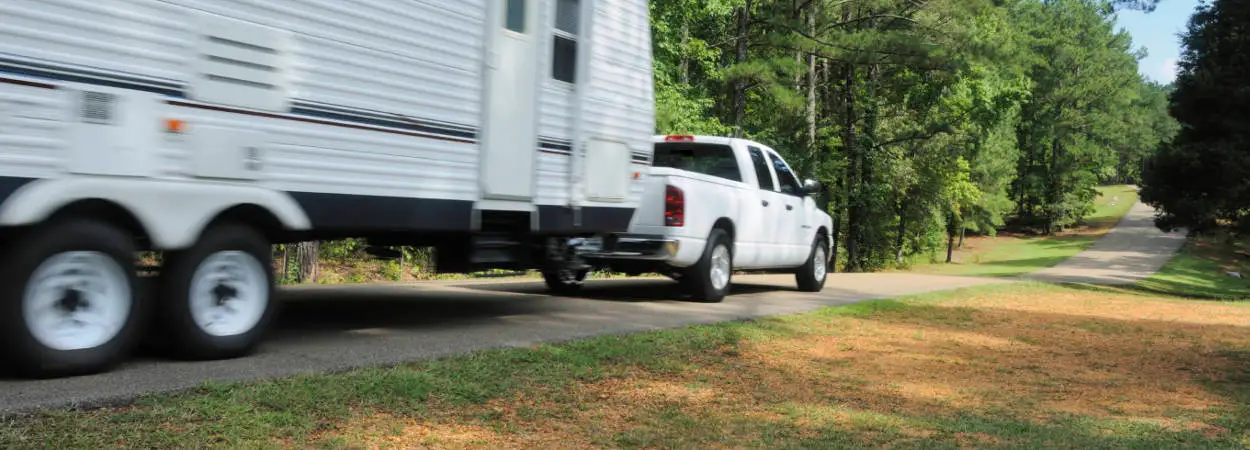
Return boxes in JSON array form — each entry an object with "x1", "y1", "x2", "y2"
[{"x1": 632, "y1": 171, "x2": 671, "y2": 228}]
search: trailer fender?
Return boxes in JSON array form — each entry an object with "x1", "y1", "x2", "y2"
[{"x1": 0, "y1": 177, "x2": 311, "y2": 249}]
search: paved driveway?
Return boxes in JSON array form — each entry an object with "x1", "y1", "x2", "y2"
[{"x1": 1022, "y1": 201, "x2": 1186, "y2": 285}]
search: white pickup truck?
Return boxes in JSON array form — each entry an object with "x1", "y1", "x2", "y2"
[{"x1": 548, "y1": 135, "x2": 835, "y2": 302}]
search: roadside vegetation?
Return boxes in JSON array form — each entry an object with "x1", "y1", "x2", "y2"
[
  {"x1": 906, "y1": 185, "x2": 1139, "y2": 277},
  {"x1": 3, "y1": 282, "x2": 1246, "y2": 449}
]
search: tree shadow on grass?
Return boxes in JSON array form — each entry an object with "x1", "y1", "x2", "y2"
[
  {"x1": 1054, "y1": 279, "x2": 1250, "y2": 301},
  {"x1": 437, "y1": 300, "x2": 1250, "y2": 448}
]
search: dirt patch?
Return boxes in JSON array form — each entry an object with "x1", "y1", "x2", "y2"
[{"x1": 330, "y1": 289, "x2": 1250, "y2": 448}]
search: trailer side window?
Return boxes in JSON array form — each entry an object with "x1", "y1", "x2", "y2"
[
  {"x1": 552, "y1": 0, "x2": 579, "y2": 83},
  {"x1": 506, "y1": 0, "x2": 526, "y2": 33}
]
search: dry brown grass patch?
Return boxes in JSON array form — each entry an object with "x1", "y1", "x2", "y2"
[{"x1": 329, "y1": 288, "x2": 1249, "y2": 447}]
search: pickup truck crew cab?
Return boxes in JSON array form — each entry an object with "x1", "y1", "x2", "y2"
[{"x1": 552, "y1": 135, "x2": 835, "y2": 302}]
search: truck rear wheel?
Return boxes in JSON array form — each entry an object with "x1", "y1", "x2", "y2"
[
  {"x1": 0, "y1": 219, "x2": 144, "y2": 378},
  {"x1": 795, "y1": 236, "x2": 829, "y2": 292},
  {"x1": 153, "y1": 223, "x2": 276, "y2": 361},
  {"x1": 683, "y1": 228, "x2": 732, "y2": 302},
  {"x1": 543, "y1": 268, "x2": 588, "y2": 295}
]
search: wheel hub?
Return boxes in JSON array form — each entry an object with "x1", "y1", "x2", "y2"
[
  {"x1": 211, "y1": 282, "x2": 239, "y2": 306},
  {"x1": 56, "y1": 288, "x2": 90, "y2": 314},
  {"x1": 23, "y1": 251, "x2": 131, "y2": 351},
  {"x1": 190, "y1": 251, "x2": 268, "y2": 337},
  {"x1": 710, "y1": 245, "x2": 731, "y2": 290}
]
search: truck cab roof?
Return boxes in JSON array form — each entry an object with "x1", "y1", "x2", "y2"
[{"x1": 652, "y1": 135, "x2": 752, "y2": 147}]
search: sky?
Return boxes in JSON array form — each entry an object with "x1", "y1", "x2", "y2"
[{"x1": 1113, "y1": 0, "x2": 1203, "y2": 84}]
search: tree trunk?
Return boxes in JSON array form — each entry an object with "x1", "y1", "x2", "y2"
[
  {"x1": 946, "y1": 227, "x2": 956, "y2": 263},
  {"x1": 805, "y1": 0, "x2": 818, "y2": 164},
  {"x1": 841, "y1": 57, "x2": 859, "y2": 272},
  {"x1": 679, "y1": 23, "x2": 690, "y2": 85},
  {"x1": 829, "y1": 175, "x2": 843, "y2": 273},
  {"x1": 296, "y1": 241, "x2": 319, "y2": 283},
  {"x1": 895, "y1": 204, "x2": 907, "y2": 265},
  {"x1": 1046, "y1": 137, "x2": 1062, "y2": 235},
  {"x1": 281, "y1": 244, "x2": 290, "y2": 283},
  {"x1": 958, "y1": 227, "x2": 966, "y2": 249},
  {"x1": 732, "y1": 1, "x2": 750, "y2": 137},
  {"x1": 947, "y1": 212, "x2": 959, "y2": 263}
]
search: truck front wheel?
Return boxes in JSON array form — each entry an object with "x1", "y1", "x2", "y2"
[
  {"x1": 153, "y1": 223, "x2": 277, "y2": 360},
  {"x1": 795, "y1": 235, "x2": 829, "y2": 292},
  {"x1": 683, "y1": 228, "x2": 732, "y2": 302},
  {"x1": 0, "y1": 219, "x2": 144, "y2": 378}
]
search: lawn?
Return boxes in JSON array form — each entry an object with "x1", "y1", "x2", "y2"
[
  {"x1": 908, "y1": 184, "x2": 1139, "y2": 277},
  {"x1": 1132, "y1": 233, "x2": 1250, "y2": 300},
  {"x1": 3, "y1": 283, "x2": 1247, "y2": 449}
]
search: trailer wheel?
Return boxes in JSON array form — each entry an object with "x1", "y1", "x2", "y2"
[
  {"x1": 543, "y1": 268, "x2": 588, "y2": 295},
  {"x1": 154, "y1": 223, "x2": 276, "y2": 360},
  {"x1": 683, "y1": 228, "x2": 732, "y2": 303},
  {"x1": 0, "y1": 219, "x2": 143, "y2": 378},
  {"x1": 795, "y1": 235, "x2": 829, "y2": 292}
]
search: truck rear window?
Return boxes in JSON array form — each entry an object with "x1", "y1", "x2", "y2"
[{"x1": 652, "y1": 143, "x2": 742, "y2": 182}]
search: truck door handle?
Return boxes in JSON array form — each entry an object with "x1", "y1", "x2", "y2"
[
  {"x1": 785, "y1": 205, "x2": 794, "y2": 211},
  {"x1": 762, "y1": 200, "x2": 770, "y2": 207}
]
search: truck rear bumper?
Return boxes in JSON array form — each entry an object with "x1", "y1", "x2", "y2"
[{"x1": 577, "y1": 234, "x2": 681, "y2": 261}]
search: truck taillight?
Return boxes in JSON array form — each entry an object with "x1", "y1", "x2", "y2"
[
  {"x1": 664, "y1": 135, "x2": 695, "y2": 142},
  {"x1": 664, "y1": 185, "x2": 684, "y2": 227}
]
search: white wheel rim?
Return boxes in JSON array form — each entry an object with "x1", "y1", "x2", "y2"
[
  {"x1": 190, "y1": 251, "x2": 268, "y2": 337},
  {"x1": 22, "y1": 251, "x2": 131, "y2": 351},
  {"x1": 709, "y1": 244, "x2": 731, "y2": 291},
  {"x1": 814, "y1": 246, "x2": 827, "y2": 281}
]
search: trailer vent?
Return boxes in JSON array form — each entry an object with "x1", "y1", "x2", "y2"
[
  {"x1": 188, "y1": 12, "x2": 292, "y2": 112},
  {"x1": 80, "y1": 91, "x2": 116, "y2": 124}
]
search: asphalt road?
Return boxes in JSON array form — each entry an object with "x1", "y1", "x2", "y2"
[
  {"x1": 0, "y1": 200, "x2": 1183, "y2": 415},
  {"x1": 0, "y1": 273, "x2": 1006, "y2": 415}
]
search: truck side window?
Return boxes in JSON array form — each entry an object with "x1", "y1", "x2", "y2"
[
  {"x1": 747, "y1": 147, "x2": 775, "y2": 191},
  {"x1": 768, "y1": 152, "x2": 803, "y2": 195}
]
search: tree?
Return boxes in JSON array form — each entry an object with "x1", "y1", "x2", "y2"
[
  {"x1": 1011, "y1": 0, "x2": 1141, "y2": 234},
  {"x1": 1141, "y1": 0, "x2": 1250, "y2": 234},
  {"x1": 647, "y1": 0, "x2": 1172, "y2": 271}
]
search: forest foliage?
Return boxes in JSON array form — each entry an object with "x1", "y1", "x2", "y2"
[
  {"x1": 1140, "y1": 0, "x2": 1250, "y2": 236},
  {"x1": 651, "y1": 0, "x2": 1179, "y2": 271}
]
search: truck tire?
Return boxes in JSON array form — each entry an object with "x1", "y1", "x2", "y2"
[
  {"x1": 684, "y1": 228, "x2": 733, "y2": 302},
  {"x1": 795, "y1": 235, "x2": 829, "y2": 292},
  {"x1": 543, "y1": 268, "x2": 588, "y2": 295},
  {"x1": 153, "y1": 223, "x2": 276, "y2": 361},
  {"x1": 0, "y1": 219, "x2": 144, "y2": 378}
]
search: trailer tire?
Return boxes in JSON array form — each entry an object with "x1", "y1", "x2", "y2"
[
  {"x1": 683, "y1": 228, "x2": 732, "y2": 303},
  {"x1": 0, "y1": 219, "x2": 143, "y2": 378},
  {"x1": 153, "y1": 223, "x2": 276, "y2": 361},
  {"x1": 795, "y1": 235, "x2": 829, "y2": 292}
]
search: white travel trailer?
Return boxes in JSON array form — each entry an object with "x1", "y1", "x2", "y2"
[{"x1": 0, "y1": 0, "x2": 655, "y2": 377}]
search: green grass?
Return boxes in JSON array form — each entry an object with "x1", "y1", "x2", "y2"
[
  {"x1": 907, "y1": 185, "x2": 1138, "y2": 277},
  {"x1": 917, "y1": 234, "x2": 1100, "y2": 277},
  {"x1": 1088, "y1": 184, "x2": 1140, "y2": 228},
  {"x1": 3, "y1": 283, "x2": 1247, "y2": 449},
  {"x1": 1136, "y1": 233, "x2": 1250, "y2": 300}
]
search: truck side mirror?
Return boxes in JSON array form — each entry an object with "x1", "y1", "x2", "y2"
[{"x1": 802, "y1": 178, "x2": 822, "y2": 196}]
